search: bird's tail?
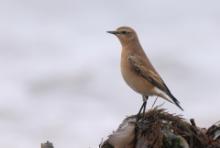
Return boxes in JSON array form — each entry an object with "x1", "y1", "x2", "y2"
[
  {"x1": 168, "y1": 93, "x2": 184, "y2": 111},
  {"x1": 154, "y1": 87, "x2": 184, "y2": 111}
]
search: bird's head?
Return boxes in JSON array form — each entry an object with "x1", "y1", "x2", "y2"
[{"x1": 107, "y1": 26, "x2": 139, "y2": 46}]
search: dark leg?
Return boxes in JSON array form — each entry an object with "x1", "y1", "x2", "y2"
[
  {"x1": 137, "y1": 96, "x2": 148, "y2": 118},
  {"x1": 142, "y1": 96, "x2": 148, "y2": 114},
  {"x1": 137, "y1": 101, "x2": 146, "y2": 115},
  {"x1": 151, "y1": 96, "x2": 158, "y2": 108}
]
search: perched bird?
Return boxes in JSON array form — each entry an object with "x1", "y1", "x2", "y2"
[{"x1": 107, "y1": 26, "x2": 183, "y2": 114}]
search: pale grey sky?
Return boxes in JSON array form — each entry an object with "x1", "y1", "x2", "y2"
[{"x1": 0, "y1": 0, "x2": 220, "y2": 147}]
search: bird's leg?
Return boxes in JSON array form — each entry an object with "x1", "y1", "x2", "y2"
[
  {"x1": 137, "y1": 101, "x2": 145, "y2": 115},
  {"x1": 151, "y1": 96, "x2": 158, "y2": 108},
  {"x1": 137, "y1": 96, "x2": 148, "y2": 119},
  {"x1": 142, "y1": 96, "x2": 148, "y2": 115}
]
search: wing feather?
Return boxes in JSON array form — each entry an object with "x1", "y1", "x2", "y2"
[{"x1": 128, "y1": 55, "x2": 183, "y2": 110}]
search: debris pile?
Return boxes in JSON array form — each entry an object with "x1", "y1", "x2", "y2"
[{"x1": 100, "y1": 109, "x2": 220, "y2": 148}]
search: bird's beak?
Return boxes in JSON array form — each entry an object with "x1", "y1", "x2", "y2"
[{"x1": 107, "y1": 31, "x2": 120, "y2": 35}]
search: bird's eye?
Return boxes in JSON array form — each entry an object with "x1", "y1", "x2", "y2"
[{"x1": 121, "y1": 31, "x2": 128, "y2": 34}]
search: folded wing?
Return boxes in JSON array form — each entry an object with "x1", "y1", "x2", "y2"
[{"x1": 128, "y1": 55, "x2": 183, "y2": 111}]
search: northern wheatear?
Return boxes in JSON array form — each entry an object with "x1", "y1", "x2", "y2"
[{"x1": 107, "y1": 26, "x2": 183, "y2": 114}]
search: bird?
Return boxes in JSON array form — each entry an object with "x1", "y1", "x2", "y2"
[{"x1": 107, "y1": 26, "x2": 183, "y2": 115}]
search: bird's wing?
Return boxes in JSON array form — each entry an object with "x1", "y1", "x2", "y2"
[
  {"x1": 128, "y1": 55, "x2": 167, "y2": 92},
  {"x1": 128, "y1": 55, "x2": 184, "y2": 110}
]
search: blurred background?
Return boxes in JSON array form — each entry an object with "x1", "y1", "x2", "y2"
[{"x1": 0, "y1": 0, "x2": 220, "y2": 147}]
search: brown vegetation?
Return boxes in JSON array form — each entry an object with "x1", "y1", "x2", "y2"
[{"x1": 100, "y1": 108, "x2": 220, "y2": 148}]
